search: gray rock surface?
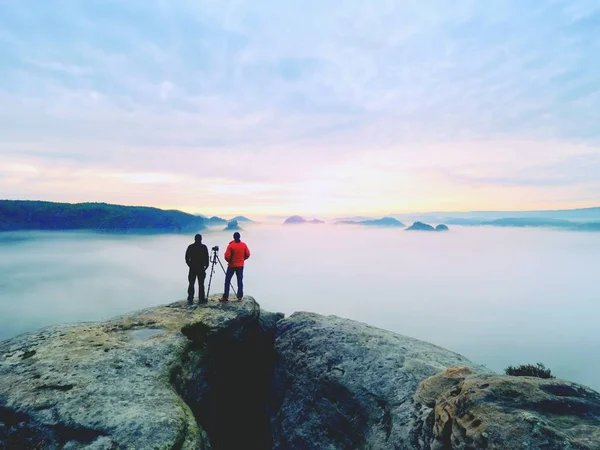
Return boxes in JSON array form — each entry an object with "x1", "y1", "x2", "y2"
[
  {"x1": 3, "y1": 301, "x2": 599, "y2": 450},
  {"x1": 269, "y1": 312, "x2": 488, "y2": 449},
  {"x1": 0, "y1": 296, "x2": 279, "y2": 450},
  {"x1": 415, "y1": 367, "x2": 600, "y2": 449}
]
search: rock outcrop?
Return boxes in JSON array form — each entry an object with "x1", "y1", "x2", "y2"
[
  {"x1": 406, "y1": 221, "x2": 436, "y2": 231},
  {"x1": 405, "y1": 222, "x2": 450, "y2": 232},
  {"x1": 269, "y1": 312, "x2": 488, "y2": 449},
  {"x1": 0, "y1": 297, "x2": 281, "y2": 450},
  {"x1": 2, "y1": 301, "x2": 599, "y2": 449},
  {"x1": 415, "y1": 367, "x2": 600, "y2": 449},
  {"x1": 223, "y1": 219, "x2": 242, "y2": 231}
]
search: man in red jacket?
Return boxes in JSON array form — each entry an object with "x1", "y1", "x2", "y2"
[{"x1": 221, "y1": 232, "x2": 250, "y2": 302}]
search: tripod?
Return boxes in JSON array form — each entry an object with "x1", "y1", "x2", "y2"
[{"x1": 206, "y1": 246, "x2": 237, "y2": 299}]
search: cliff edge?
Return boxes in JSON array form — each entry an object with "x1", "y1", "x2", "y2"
[
  {"x1": 0, "y1": 298, "x2": 281, "y2": 449},
  {"x1": 1, "y1": 298, "x2": 598, "y2": 449}
]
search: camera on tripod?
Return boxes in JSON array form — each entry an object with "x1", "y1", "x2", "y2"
[{"x1": 206, "y1": 244, "x2": 237, "y2": 299}]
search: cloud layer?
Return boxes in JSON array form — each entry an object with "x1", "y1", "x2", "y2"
[{"x1": 1, "y1": 0, "x2": 599, "y2": 215}]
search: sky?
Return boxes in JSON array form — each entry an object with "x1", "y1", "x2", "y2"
[{"x1": 1, "y1": 0, "x2": 599, "y2": 217}]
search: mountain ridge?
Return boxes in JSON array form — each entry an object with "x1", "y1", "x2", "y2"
[{"x1": 0, "y1": 200, "x2": 205, "y2": 232}]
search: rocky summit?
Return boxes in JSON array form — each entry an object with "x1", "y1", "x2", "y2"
[
  {"x1": 1, "y1": 298, "x2": 599, "y2": 450},
  {"x1": 0, "y1": 297, "x2": 282, "y2": 450},
  {"x1": 270, "y1": 312, "x2": 488, "y2": 449}
]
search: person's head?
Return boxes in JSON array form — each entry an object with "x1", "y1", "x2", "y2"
[
  {"x1": 233, "y1": 232, "x2": 241, "y2": 242},
  {"x1": 194, "y1": 234, "x2": 202, "y2": 243}
]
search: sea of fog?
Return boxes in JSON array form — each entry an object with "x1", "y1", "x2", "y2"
[{"x1": 1, "y1": 225, "x2": 599, "y2": 391}]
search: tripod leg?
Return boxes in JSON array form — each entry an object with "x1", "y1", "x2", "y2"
[
  {"x1": 206, "y1": 254, "x2": 217, "y2": 300},
  {"x1": 217, "y1": 256, "x2": 237, "y2": 298}
]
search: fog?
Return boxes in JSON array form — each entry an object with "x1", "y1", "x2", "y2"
[{"x1": 1, "y1": 225, "x2": 599, "y2": 391}]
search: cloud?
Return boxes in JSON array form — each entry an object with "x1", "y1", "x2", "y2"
[
  {"x1": 159, "y1": 81, "x2": 174, "y2": 100},
  {"x1": 22, "y1": 58, "x2": 92, "y2": 76},
  {"x1": 447, "y1": 153, "x2": 600, "y2": 188},
  {"x1": 0, "y1": 0, "x2": 599, "y2": 213}
]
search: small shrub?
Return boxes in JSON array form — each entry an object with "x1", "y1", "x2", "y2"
[
  {"x1": 181, "y1": 321, "x2": 211, "y2": 343},
  {"x1": 505, "y1": 362, "x2": 555, "y2": 379}
]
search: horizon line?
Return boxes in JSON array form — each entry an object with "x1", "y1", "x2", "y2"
[{"x1": 2, "y1": 198, "x2": 600, "y2": 219}]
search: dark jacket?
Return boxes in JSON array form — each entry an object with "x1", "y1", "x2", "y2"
[
  {"x1": 185, "y1": 242, "x2": 209, "y2": 271},
  {"x1": 224, "y1": 240, "x2": 250, "y2": 268}
]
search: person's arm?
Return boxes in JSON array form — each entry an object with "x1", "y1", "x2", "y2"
[
  {"x1": 224, "y1": 245, "x2": 232, "y2": 263},
  {"x1": 185, "y1": 246, "x2": 191, "y2": 267},
  {"x1": 244, "y1": 244, "x2": 250, "y2": 260},
  {"x1": 203, "y1": 245, "x2": 209, "y2": 270}
]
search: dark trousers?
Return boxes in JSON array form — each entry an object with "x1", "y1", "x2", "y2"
[
  {"x1": 224, "y1": 266, "x2": 244, "y2": 299},
  {"x1": 188, "y1": 269, "x2": 206, "y2": 302}
]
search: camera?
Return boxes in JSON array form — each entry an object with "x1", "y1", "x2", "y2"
[{"x1": 212, "y1": 245, "x2": 219, "y2": 252}]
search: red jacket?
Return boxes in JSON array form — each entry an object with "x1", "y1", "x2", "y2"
[{"x1": 224, "y1": 240, "x2": 250, "y2": 267}]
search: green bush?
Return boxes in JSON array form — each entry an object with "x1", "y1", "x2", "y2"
[
  {"x1": 181, "y1": 321, "x2": 211, "y2": 343},
  {"x1": 505, "y1": 362, "x2": 555, "y2": 379}
]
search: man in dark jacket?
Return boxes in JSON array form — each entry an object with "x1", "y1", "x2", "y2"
[
  {"x1": 185, "y1": 234, "x2": 209, "y2": 305},
  {"x1": 221, "y1": 232, "x2": 250, "y2": 302}
]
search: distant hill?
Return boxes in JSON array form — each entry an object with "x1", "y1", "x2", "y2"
[
  {"x1": 231, "y1": 216, "x2": 254, "y2": 223},
  {"x1": 406, "y1": 221, "x2": 436, "y2": 231},
  {"x1": 338, "y1": 217, "x2": 405, "y2": 227},
  {"x1": 392, "y1": 206, "x2": 600, "y2": 223},
  {"x1": 445, "y1": 216, "x2": 600, "y2": 231},
  {"x1": 360, "y1": 217, "x2": 405, "y2": 227},
  {"x1": 499, "y1": 207, "x2": 600, "y2": 221},
  {"x1": 405, "y1": 221, "x2": 450, "y2": 232},
  {"x1": 205, "y1": 216, "x2": 228, "y2": 226},
  {"x1": 577, "y1": 222, "x2": 600, "y2": 231},
  {"x1": 445, "y1": 218, "x2": 486, "y2": 226},
  {"x1": 334, "y1": 216, "x2": 375, "y2": 222},
  {"x1": 447, "y1": 217, "x2": 574, "y2": 227},
  {"x1": 0, "y1": 200, "x2": 205, "y2": 232},
  {"x1": 283, "y1": 216, "x2": 325, "y2": 225},
  {"x1": 485, "y1": 218, "x2": 574, "y2": 228},
  {"x1": 223, "y1": 220, "x2": 242, "y2": 231},
  {"x1": 283, "y1": 215, "x2": 306, "y2": 225}
]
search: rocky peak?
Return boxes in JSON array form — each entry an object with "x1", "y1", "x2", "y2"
[
  {"x1": 0, "y1": 298, "x2": 280, "y2": 449},
  {"x1": 1, "y1": 299, "x2": 598, "y2": 449}
]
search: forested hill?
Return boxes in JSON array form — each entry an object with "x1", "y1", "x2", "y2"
[{"x1": 0, "y1": 200, "x2": 205, "y2": 232}]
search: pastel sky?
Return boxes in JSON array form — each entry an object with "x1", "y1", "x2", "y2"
[{"x1": 1, "y1": 1, "x2": 599, "y2": 216}]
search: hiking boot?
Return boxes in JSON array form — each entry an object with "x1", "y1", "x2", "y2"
[
  {"x1": 236, "y1": 297, "x2": 243, "y2": 302},
  {"x1": 219, "y1": 297, "x2": 229, "y2": 303}
]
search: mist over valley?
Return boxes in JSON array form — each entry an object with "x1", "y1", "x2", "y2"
[{"x1": 1, "y1": 223, "x2": 599, "y2": 392}]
